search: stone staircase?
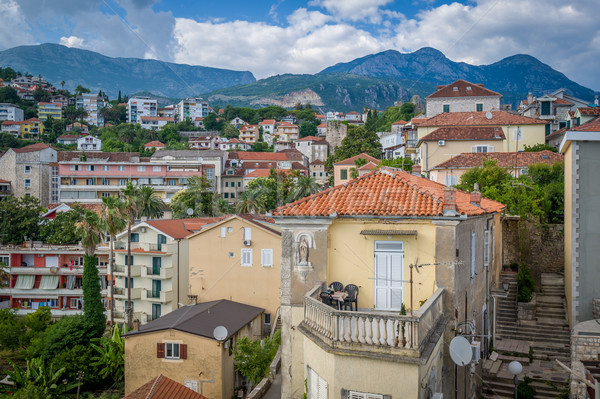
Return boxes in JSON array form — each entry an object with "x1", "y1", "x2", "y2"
[{"x1": 482, "y1": 272, "x2": 570, "y2": 399}]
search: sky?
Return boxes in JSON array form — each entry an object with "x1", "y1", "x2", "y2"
[{"x1": 1, "y1": 0, "x2": 599, "y2": 91}]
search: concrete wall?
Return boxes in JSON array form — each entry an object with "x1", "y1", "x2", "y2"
[
  {"x1": 187, "y1": 217, "x2": 282, "y2": 319},
  {"x1": 502, "y1": 218, "x2": 564, "y2": 288},
  {"x1": 565, "y1": 144, "x2": 574, "y2": 325},
  {"x1": 426, "y1": 96, "x2": 501, "y2": 118}
]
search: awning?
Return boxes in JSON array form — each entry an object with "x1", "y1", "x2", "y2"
[
  {"x1": 39, "y1": 275, "x2": 59, "y2": 290},
  {"x1": 14, "y1": 275, "x2": 35, "y2": 289},
  {"x1": 11, "y1": 294, "x2": 59, "y2": 299},
  {"x1": 360, "y1": 229, "x2": 418, "y2": 236}
]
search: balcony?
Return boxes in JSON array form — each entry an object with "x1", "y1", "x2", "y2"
[
  {"x1": 114, "y1": 242, "x2": 162, "y2": 252},
  {"x1": 113, "y1": 287, "x2": 142, "y2": 300},
  {"x1": 301, "y1": 285, "x2": 444, "y2": 358},
  {"x1": 9, "y1": 266, "x2": 107, "y2": 276},
  {"x1": 112, "y1": 264, "x2": 142, "y2": 277},
  {"x1": 143, "y1": 289, "x2": 173, "y2": 303},
  {"x1": 141, "y1": 266, "x2": 173, "y2": 280}
]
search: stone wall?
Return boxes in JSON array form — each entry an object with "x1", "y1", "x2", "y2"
[
  {"x1": 325, "y1": 121, "x2": 347, "y2": 151},
  {"x1": 593, "y1": 299, "x2": 600, "y2": 319},
  {"x1": 502, "y1": 217, "x2": 564, "y2": 289},
  {"x1": 571, "y1": 320, "x2": 600, "y2": 399}
]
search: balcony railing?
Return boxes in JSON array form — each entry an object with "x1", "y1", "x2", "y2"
[
  {"x1": 302, "y1": 285, "x2": 444, "y2": 356},
  {"x1": 112, "y1": 264, "x2": 142, "y2": 277},
  {"x1": 113, "y1": 287, "x2": 142, "y2": 300},
  {"x1": 143, "y1": 289, "x2": 173, "y2": 303},
  {"x1": 114, "y1": 242, "x2": 162, "y2": 252},
  {"x1": 141, "y1": 266, "x2": 173, "y2": 279}
]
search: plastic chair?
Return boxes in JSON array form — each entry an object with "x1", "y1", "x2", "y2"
[
  {"x1": 342, "y1": 284, "x2": 359, "y2": 311},
  {"x1": 329, "y1": 281, "x2": 343, "y2": 292},
  {"x1": 320, "y1": 292, "x2": 335, "y2": 308}
]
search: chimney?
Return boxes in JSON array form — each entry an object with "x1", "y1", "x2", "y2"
[
  {"x1": 595, "y1": 95, "x2": 599, "y2": 106},
  {"x1": 470, "y1": 184, "x2": 482, "y2": 206},
  {"x1": 411, "y1": 164, "x2": 421, "y2": 176},
  {"x1": 527, "y1": 91, "x2": 534, "y2": 105},
  {"x1": 442, "y1": 186, "x2": 457, "y2": 216}
]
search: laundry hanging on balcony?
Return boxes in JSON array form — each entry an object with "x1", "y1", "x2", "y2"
[
  {"x1": 39, "y1": 275, "x2": 59, "y2": 289},
  {"x1": 14, "y1": 275, "x2": 35, "y2": 289},
  {"x1": 67, "y1": 275, "x2": 76, "y2": 290}
]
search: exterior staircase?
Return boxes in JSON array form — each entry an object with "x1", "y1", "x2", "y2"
[{"x1": 482, "y1": 272, "x2": 570, "y2": 399}]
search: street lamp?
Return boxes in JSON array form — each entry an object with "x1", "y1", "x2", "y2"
[{"x1": 508, "y1": 360, "x2": 523, "y2": 399}]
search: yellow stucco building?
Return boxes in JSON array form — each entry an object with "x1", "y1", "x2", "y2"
[
  {"x1": 273, "y1": 167, "x2": 504, "y2": 399},
  {"x1": 123, "y1": 299, "x2": 264, "y2": 398},
  {"x1": 186, "y1": 214, "x2": 282, "y2": 333}
]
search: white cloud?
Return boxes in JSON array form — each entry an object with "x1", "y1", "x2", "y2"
[
  {"x1": 59, "y1": 35, "x2": 85, "y2": 48},
  {"x1": 0, "y1": 0, "x2": 35, "y2": 50},
  {"x1": 309, "y1": 0, "x2": 393, "y2": 23}
]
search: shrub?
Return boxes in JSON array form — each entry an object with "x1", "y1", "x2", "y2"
[
  {"x1": 517, "y1": 264, "x2": 535, "y2": 303},
  {"x1": 28, "y1": 315, "x2": 95, "y2": 359},
  {"x1": 517, "y1": 376, "x2": 537, "y2": 399}
]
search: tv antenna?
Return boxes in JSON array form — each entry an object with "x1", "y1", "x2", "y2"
[{"x1": 449, "y1": 336, "x2": 472, "y2": 366}]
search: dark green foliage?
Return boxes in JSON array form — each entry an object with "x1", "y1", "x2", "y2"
[
  {"x1": 324, "y1": 125, "x2": 382, "y2": 171},
  {"x1": 203, "y1": 112, "x2": 225, "y2": 131},
  {"x1": 299, "y1": 121, "x2": 317, "y2": 138},
  {"x1": 380, "y1": 157, "x2": 414, "y2": 172},
  {"x1": 0, "y1": 86, "x2": 20, "y2": 103},
  {"x1": 517, "y1": 376, "x2": 537, "y2": 399},
  {"x1": 0, "y1": 195, "x2": 44, "y2": 243},
  {"x1": 0, "y1": 308, "x2": 26, "y2": 350},
  {"x1": 40, "y1": 209, "x2": 83, "y2": 244},
  {"x1": 170, "y1": 175, "x2": 225, "y2": 217},
  {"x1": 91, "y1": 324, "x2": 128, "y2": 384},
  {"x1": 51, "y1": 345, "x2": 103, "y2": 388},
  {"x1": 528, "y1": 346, "x2": 534, "y2": 362},
  {"x1": 0, "y1": 66, "x2": 17, "y2": 81},
  {"x1": 5, "y1": 356, "x2": 76, "y2": 397},
  {"x1": 33, "y1": 87, "x2": 51, "y2": 102},
  {"x1": 245, "y1": 170, "x2": 299, "y2": 211},
  {"x1": 83, "y1": 255, "x2": 106, "y2": 336},
  {"x1": 21, "y1": 307, "x2": 53, "y2": 347},
  {"x1": 517, "y1": 264, "x2": 535, "y2": 303},
  {"x1": 28, "y1": 315, "x2": 95, "y2": 359},
  {"x1": 233, "y1": 330, "x2": 280, "y2": 388},
  {"x1": 523, "y1": 143, "x2": 558, "y2": 153},
  {"x1": 223, "y1": 124, "x2": 239, "y2": 138}
]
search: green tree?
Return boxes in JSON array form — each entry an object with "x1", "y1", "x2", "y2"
[
  {"x1": 6, "y1": 357, "x2": 77, "y2": 397},
  {"x1": 102, "y1": 197, "x2": 126, "y2": 325},
  {"x1": 91, "y1": 323, "x2": 128, "y2": 384},
  {"x1": 0, "y1": 86, "x2": 20, "y2": 104},
  {"x1": 170, "y1": 175, "x2": 221, "y2": 218},
  {"x1": 288, "y1": 175, "x2": 321, "y2": 202},
  {"x1": 223, "y1": 124, "x2": 239, "y2": 139},
  {"x1": 74, "y1": 85, "x2": 91, "y2": 96},
  {"x1": 33, "y1": 87, "x2": 51, "y2": 103},
  {"x1": 324, "y1": 125, "x2": 382, "y2": 172},
  {"x1": 236, "y1": 188, "x2": 267, "y2": 214},
  {"x1": 379, "y1": 156, "x2": 414, "y2": 172},
  {"x1": 233, "y1": 330, "x2": 280, "y2": 391},
  {"x1": 28, "y1": 315, "x2": 94, "y2": 359},
  {"x1": 0, "y1": 308, "x2": 25, "y2": 350},
  {"x1": 76, "y1": 210, "x2": 106, "y2": 336},
  {"x1": 0, "y1": 195, "x2": 44, "y2": 243},
  {"x1": 203, "y1": 112, "x2": 225, "y2": 131},
  {"x1": 22, "y1": 306, "x2": 53, "y2": 347},
  {"x1": 299, "y1": 121, "x2": 317, "y2": 138},
  {"x1": 40, "y1": 208, "x2": 83, "y2": 244},
  {"x1": 523, "y1": 143, "x2": 558, "y2": 153}
]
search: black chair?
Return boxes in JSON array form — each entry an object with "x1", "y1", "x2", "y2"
[
  {"x1": 329, "y1": 281, "x2": 343, "y2": 292},
  {"x1": 343, "y1": 284, "x2": 359, "y2": 311},
  {"x1": 320, "y1": 292, "x2": 335, "y2": 308}
]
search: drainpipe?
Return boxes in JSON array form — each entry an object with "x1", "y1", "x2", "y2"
[{"x1": 177, "y1": 239, "x2": 181, "y2": 308}]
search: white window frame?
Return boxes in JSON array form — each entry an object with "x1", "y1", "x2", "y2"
[
  {"x1": 117, "y1": 165, "x2": 126, "y2": 171},
  {"x1": 484, "y1": 230, "x2": 490, "y2": 267},
  {"x1": 102, "y1": 165, "x2": 110, "y2": 171},
  {"x1": 513, "y1": 127, "x2": 523, "y2": 141},
  {"x1": 221, "y1": 227, "x2": 226, "y2": 238},
  {"x1": 153, "y1": 166, "x2": 161, "y2": 172},
  {"x1": 261, "y1": 249, "x2": 273, "y2": 267},
  {"x1": 244, "y1": 227, "x2": 252, "y2": 240},
  {"x1": 69, "y1": 298, "x2": 79, "y2": 308},
  {"x1": 24, "y1": 179, "x2": 31, "y2": 188},
  {"x1": 241, "y1": 249, "x2": 252, "y2": 267},
  {"x1": 0, "y1": 255, "x2": 10, "y2": 267},
  {"x1": 165, "y1": 342, "x2": 180, "y2": 359},
  {"x1": 70, "y1": 165, "x2": 80, "y2": 171},
  {"x1": 24, "y1": 165, "x2": 31, "y2": 174},
  {"x1": 85, "y1": 165, "x2": 95, "y2": 171},
  {"x1": 137, "y1": 165, "x2": 146, "y2": 172},
  {"x1": 348, "y1": 392, "x2": 384, "y2": 399},
  {"x1": 472, "y1": 145, "x2": 494, "y2": 153},
  {"x1": 307, "y1": 366, "x2": 328, "y2": 399}
]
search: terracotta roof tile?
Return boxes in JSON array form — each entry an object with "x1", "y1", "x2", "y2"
[
  {"x1": 545, "y1": 126, "x2": 569, "y2": 140},
  {"x1": 13, "y1": 143, "x2": 54, "y2": 153},
  {"x1": 358, "y1": 161, "x2": 378, "y2": 170},
  {"x1": 578, "y1": 107, "x2": 600, "y2": 116},
  {"x1": 273, "y1": 167, "x2": 504, "y2": 217},
  {"x1": 427, "y1": 79, "x2": 501, "y2": 99},
  {"x1": 144, "y1": 141, "x2": 166, "y2": 147},
  {"x1": 144, "y1": 217, "x2": 225, "y2": 239},
  {"x1": 310, "y1": 159, "x2": 324, "y2": 165},
  {"x1": 334, "y1": 152, "x2": 379, "y2": 166},
  {"x1": 244, "y1": 169, "x2": 295, "y2": 178},
  {"x1": 420, "y1": 110, "x2": 547, "y2": 127},
  {"x1": 140, "y1": 116, "x2": 174, "y2": 122},
  {"x1": 573, "y1": 116, "x2": 600, "y2": 132},
  {"x1": 0, "y1": 178, "x2": 10, "y2": 184},
  {"x1": 259, "y1": 119, "x2": 276, "y2": 125},
  {"x1": 391, "y1": 120, "x2": 407, "y2": 125},
  {"x1": 57, "y1": 134, "x2": 80, "y2": 140},
  {"x1": 296, "y1": 136, "x2": 326, "y2": 142},
  {"x1": 432, "y1": 150, "x2": 563, "y2": 170},
  {"x1": 420, "y1": 126, "x2": 505, "y2": 141},
  {"x1": 236, "y1": 152, "x2": 293, "y2": 161},
  {"x1": 123, "y1": 374, "x2": 209, "y2": 399}
]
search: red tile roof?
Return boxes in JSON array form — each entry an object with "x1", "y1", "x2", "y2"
[
  {"x1": 358, "y1": 161, "x2": 378, "y2": 170},
  {"x1": 410, "y1": 117, "x2": 428, "y2": 126},
  {"x1": 144, "y1": 217, "x2": 224, "y2": 239},
  {"x1": 578, "y1": 107, "x2": 600, "y2": 116},
  {"x1": 573, "y1": 116, "x2": 600, "y2": 132},
  {"x1": 334, "y1": 152, "x2": 379, "y2": 166},
  {"x1": 245, "y1": 169, "x2": 295, "y2": 178},
  {"x1": 140, "y1": 116, "x2": 174, "y2": 122},
  {"x1": 13, "y1": 143, "x2": 54, "y2": 153},
  {"x1": 427, "y1": 79, "x2": 501, "y2": 99},
  {"x1": 545, "y1": 126, "x2": 569, "y2": 140},
  {"x1": 123, "y1": 374, "x2": 208, "y2": 399},
  {"x1": 420, "y1": 110, "x2": 547, "y2": 127},
  {"x1": 432, "y1": 150, "x2": 563, "y2": 170},
  {"x1": 296, "y1": 136, "x2": 326, "y2": 142},
  {"x1": 391, "y1": 120, "x2": 407, "y2": 125},
  {"x1": 310, "y1": 159, "x2": 324, "y2": 165},
  {"x1": 317, "y1": 123, "x2": 327, "y2": 128},
  {"x1": 0, "y1": 178, "x2": 10, "y2": 184},
  {"x1": 420, "y1": 126, "x2": 505, "y2": 141},
  {"x1": 273, "y1": 168, "x2": 504, "y2": 217},
  {"x1": 243, "y1": 161, "x2": 278, "y2": 169},
  {"x1": 259, "y1": 119, "x2": 276, "y2": 125},
  {"x1": 144, "y1": 140, "x2": 166, "y2": 147},
  {"x1": 57, "y1": 134, "x2": 80, "y2": 140}
]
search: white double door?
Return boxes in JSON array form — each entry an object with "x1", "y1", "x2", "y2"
[{"x1": 374, "y1": 241, "x2": 404, "y2": 311}]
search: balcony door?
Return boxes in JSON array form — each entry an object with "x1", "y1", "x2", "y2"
[{"x1": 374, "y1": 241, "x2": 404, "y2": 311}]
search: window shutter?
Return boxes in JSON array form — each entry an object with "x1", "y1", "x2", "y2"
[
  {"x1": 157, "y1": 343, "x2": 165, "y2": 358},
  {"x1": 180, "y1": 344, "x2": 187, "y2": 359}
]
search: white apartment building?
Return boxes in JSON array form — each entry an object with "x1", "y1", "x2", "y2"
[
  {"x1": 0, "y1": 103, "x2": 24, "y2": 122},
  {"x1": 127, "y1": 96, "x2": 158, "y2": 124},
  {"x1": 77, "y1": 136, "x2": 103, "y2": 151},
  {"x1": 176, "y1": 98, "x2": 209, "y2": 122},
  {"x1": 76, "y1": 94, "x2": 106, "y2": 126}
]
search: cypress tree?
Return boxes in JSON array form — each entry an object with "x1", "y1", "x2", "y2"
[{"x1": 83, "y1": 254, "x2": 106, "y2": 337}]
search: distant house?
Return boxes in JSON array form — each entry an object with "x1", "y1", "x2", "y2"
[
  {"x1": 0, "y1": 103, "x2": 24, "y2": 122},
  {"x1": 65, "y1": 122, "x2": 89, "y2": 134},
  {"x1": 425, "y1": 79, "x2": 502, "y2": 118},
  {"x1": 144, "y1": 141, "x2": 166, "y2": 151},
  {"x1": 390, "y1": 120, "x2": 407, "y2": 134},
  {"x1": 295, "y1": 136, "x2": 328, "y2": 163},
  {"x1": 316, "y1": 122, "x2": 327, "y2": 136},
  {"x1": 239, "y1": 124, "x2": 260, "y2": 143},
  {"x1": 259, "y1": 119, "x2": 276, "y2": 136},
  {"x1": 219, "y1": 138, "x2": 252, "y2": 151},
  {"x1": 123, "y1": 300, "x2": 264, "y2": 398},
  {"x1": 37, "y1": 102, "x2": 62, "y2": 121},
  {"x1": 77, "y1": 135, "x2": 102, "y2": 151},
  {"x1": 56, "y1": 134, "x2": 80, "y2": 146},
  {"x1": 140, "y1": 116, "x2": 174, "y2": 131},
  {"x1": 230, "y1": 117, "x2": 247, "y2": 129},
  {"x1": 1, "y1": 118, "x2": 44, "y2": 139},
  {"x1": 275, "y1": 121, "x2": 299, "y2": 142},
  {"x1": 309, "y1": 159, "x2": 328, "y2": 185},
  {"x1": 333, "y1": 152, "x2": 379, "y2": 186},
  {"x1": 124, "y1": 375, "x2": 208, "y2": 399},
  {"x1": 345, "y1": 111, "x2": 361, "y2": 122},
  {"x1": 127, "y1": 96, "x2": 158, "y2": 124}
]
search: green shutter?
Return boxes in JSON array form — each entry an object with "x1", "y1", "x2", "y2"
[
  {"x1": 443, "y1": 104, "x2": 450, "y2": 113},
  {"x1": 152, "y1": 257, "x2": 161, "y2": 275},
  {"x1": 476, "y1": 104, "x2": 483, "y2": 112},
  {"x1": 541, "y1": 101, "x2": 551, "y2": 115},
  {"x1": 341, "y1": 169, "x2": 348, "y2": 180}
]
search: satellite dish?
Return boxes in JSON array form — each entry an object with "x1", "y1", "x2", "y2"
[
  {"x1": 485, "y1": 111, "x2": 493, "y2": 120},
  {"x1": 213, "y1": 326, "x2": 228, "y2": 341},
  {"x1": 449, "y1": 336, "x2": 472, "y2": 366},
  {"x1": 132, "y1": 180, "x2": 138, "y2": 186},
  {"x1": 186, "y1": 208, "x2": 194, "y2": 216}
]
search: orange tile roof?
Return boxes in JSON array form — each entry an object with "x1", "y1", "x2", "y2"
[
  {"x1": 144, "y1": 217, "x2": 224, "y2": 239},
  {"x1": 236, "y1": 152, "x2": 293, "y2": 161},
  {"x1": 420, "y1": 126, "x2": 505, "y2": 141},
  {"x1": 573, "y1": 116, "x2": 600, "y2": 132},
  {"x1": 245, "y1": 169, "x2": 294, "y2": 178},
  {"x1": 432, "y1": 150, "x2": 563, "y2": 170},
  {"x1": 410, "y1": 117, "x2": 428, "y2": 125},
  {"x1": 123, "y1": 374, "x2": 208, "y2": 399},
  {"x1": 57, "y1": 134, "x2": 80, "y2": 140},
  {"x1": 259, "y1": 119, "x2": 276, "y2": 125},
  {"x1": 144, "y1": 140, "x2": 166, "y2": 147},
  {"x1": 420, "y1": 110, "x2": 547, "y2": 127},
  {"x1": 296, "y1": 136, "x2": 326, "y2": 142},
  {"x1": 310, "y1": 159, "x2": 324, "y2": 165},
  {"x1": 358, "y1": 161, "x2": 378, "y2": 170},
  {"x1": 273, "y1": 167, "x2": 504, "y2": 217},
  {"x1": 0, "y1": 178, "x2": 10, "y2": 184},
  {"x1": 427, "y1": 79, "x2": 501, "y2": 98},
  {"x1": 334, "y1": 152, "x2": 379, "y2": 166},
  {"x1": 13, "y1": 143, "x2": 54, "y2": 153},
  {"x1": 578, "y1": 107, "x2": 600, "y2": 116},
  {"x1": 141, "y1": 116, "x2": 174, "y2": 122},
  {"x1": 546, "y1": 126, "x2": 569, "y2": 140},
  {"x1": 391, "y1": 120, "x2": 407, "y2": 125},
  {"x1": 317, "y1": 123, "x2": 327, "y2": 128}
]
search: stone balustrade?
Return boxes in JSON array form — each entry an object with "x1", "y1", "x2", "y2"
[{"x1": 302, "y1": 285, "x2": 444, "y2": 356}]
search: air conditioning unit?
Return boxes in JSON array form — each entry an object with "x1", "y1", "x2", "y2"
[
  {"x1": 438, "y1": 140, "x2": 446, "y2": 146},
  {"x1": 471, "y1": 340, "x2": 481, "y2": 363},
  {"x1": 139, "y1": 227, "x2": 146, "y2": 233},
  {"x1": 243, "y1": 240, "x2": 252, "y2": 247}
]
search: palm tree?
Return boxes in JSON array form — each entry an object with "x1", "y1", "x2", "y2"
[
  {"x1": 121, "y1": 182, "x2": 165, "y2": 327},
  {"x1": 102, "y1": 196, "x2": 126, "y2": 325},
  {"x1": 77, "y1": 210, "x2": 104, "y2": 258},
  {"x1": 236, "y1": 189, "x2": 267, "y2": 214},
  {"x1": 288, "y1": 175, "x2": 321, "y2": 202}
]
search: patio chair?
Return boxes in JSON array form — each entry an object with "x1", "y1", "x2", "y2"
[
  {"x1": 342, "y1": 284, "x2": 359, "y2": 311},
  {"x1": 320, "y1": 292, "x2": 335, "y2": 308},
  {"x1": 329, "y1": 281, "x2": 344, "y2": 292}
]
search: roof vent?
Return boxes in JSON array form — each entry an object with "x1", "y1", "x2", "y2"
[
  {"x1": 467, "y1": 86, "x2": 472, "y2": 90},
  {"x1": 453, "y1": 87, "x2": 459, "y2": 91}
]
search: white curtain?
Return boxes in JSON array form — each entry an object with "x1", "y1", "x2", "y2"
[
  {"x1": 14, "y1": 275, "x2": 35, "y2": 289},
  {"x1": 39, "y1": 275, "x2": 59, "y2": 289}
]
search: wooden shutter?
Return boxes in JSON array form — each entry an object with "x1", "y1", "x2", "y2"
[
  {"x1": 180, "y1": 344, "x2": 187, "y2": 359},
  {"x1": 157, "y1": 343, "x2": 165, "y2": 358}
]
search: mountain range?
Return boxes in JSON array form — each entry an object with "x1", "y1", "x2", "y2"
[{"x1": 0, "y1": 44, "x2": 596, "y2": 112}]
